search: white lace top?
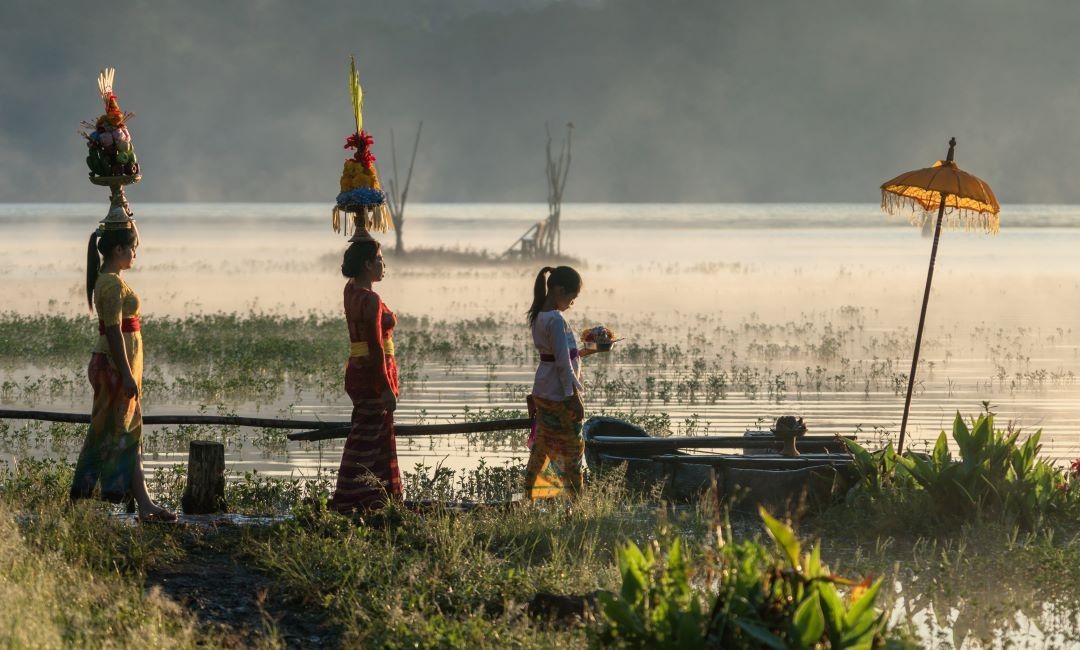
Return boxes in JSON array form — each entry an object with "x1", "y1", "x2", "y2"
[{"x1": 531, "y1": 310, "x2": 583, "y2": 401}]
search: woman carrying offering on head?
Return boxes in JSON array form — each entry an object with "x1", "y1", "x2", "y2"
[
  {"x1": 525, "y1": 266, "x2": 605, "y2": 499},
  {"x1": 330, "y1": 237, "x2": 401, "y2": 514},
  {"x1": 71, "y1": 222, "x2": 175, "y2": 522}
]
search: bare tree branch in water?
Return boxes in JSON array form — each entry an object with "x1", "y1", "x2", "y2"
[
  {"x1": 501, "y1": 122, "x2": 574, "y2": 259},
  {"x1": 387, "y1": 121, "x2": 423, "y2": 254},
  {"x1": 543, "y1": 122, "x2": 573, "y2": 256}
]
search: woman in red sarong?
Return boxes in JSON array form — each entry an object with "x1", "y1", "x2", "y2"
[{"x1": 330, "y1": 238, "x2": 401, "y2": 513}]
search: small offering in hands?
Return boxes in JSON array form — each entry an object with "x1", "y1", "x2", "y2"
[{"x1": 582, "y1": 325, "x2": 617, "y2": 352}]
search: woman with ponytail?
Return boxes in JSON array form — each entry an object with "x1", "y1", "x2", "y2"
[
  {"x1": 524, "y1": 265, "x2": 604, "y2": 499},
  {"x1": 71, "y1": 225, "x2": 175, "y2": 522}
]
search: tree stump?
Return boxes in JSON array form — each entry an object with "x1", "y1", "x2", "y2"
[{"x1": 181, "y1": 440, "x2": 227, "y2": 514}]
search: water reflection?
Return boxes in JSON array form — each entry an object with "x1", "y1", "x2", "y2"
[
  {"x1": 3, "y1": 203, "x2": 1080, "y2": 477},
  {"x1": 890, "y1": 581, "x2": 1080, "y2": 648}
]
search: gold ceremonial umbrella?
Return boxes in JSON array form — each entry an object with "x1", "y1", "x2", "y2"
[{"x1": 880, "y1": 137, "x2": 1000, "y2": 453}]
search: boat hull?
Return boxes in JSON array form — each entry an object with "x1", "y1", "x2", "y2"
[{"x1": 583, "y1": 416, "x2": 854, "y2": 511}]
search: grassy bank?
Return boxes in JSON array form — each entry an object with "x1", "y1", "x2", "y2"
[
  {"x1": 2, "y1": 453, "x2": 1080, "y2": 646},
  {"x1": 0, "y1": 456, "x2": 702, "y2": 647},
  {"x1": 3, "y1": 313, "x2": 1080, "y2": 646},
  {"x1": 0, "y1": 487, "x2": 220, "y2": 648}
]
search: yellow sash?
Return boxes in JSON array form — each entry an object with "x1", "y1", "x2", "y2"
[{"x1": 350, "y1": 338, "x2": 395, "y2": 358}]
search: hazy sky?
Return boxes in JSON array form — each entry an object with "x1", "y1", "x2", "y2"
[{"x1": 2, "y1": 0, "x2": 1079, "y2": 203}]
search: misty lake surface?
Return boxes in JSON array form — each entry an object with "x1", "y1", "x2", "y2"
[{"x1": 3, "y1": 202, "x2": 1080, "y2": 478}]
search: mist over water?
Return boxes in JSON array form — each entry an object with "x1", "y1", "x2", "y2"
[
  {"x1": 4, "y1": 202, "x2": 1080, "y2": 480},
  {"x1": 4, "y1": 4, "x2": 1080, "y2": 645}
]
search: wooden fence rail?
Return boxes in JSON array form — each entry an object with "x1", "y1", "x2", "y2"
[{"x1": 0, "y1": 408, "x2": 531, "y2": 442}]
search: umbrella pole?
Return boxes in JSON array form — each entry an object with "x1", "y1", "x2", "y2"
[{"x1": 897, "y1": 196, "x2": 948, "y2": 453}]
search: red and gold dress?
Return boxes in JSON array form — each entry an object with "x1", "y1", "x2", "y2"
[
  {"x1": 331, "y1": 282, "x2": 401, "y2": 513},
  {"x1": 70, "y1": 272, "x2": 143, "y2": 503}
]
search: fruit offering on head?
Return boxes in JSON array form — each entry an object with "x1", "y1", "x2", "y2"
[
  {"x1": 335, "y1": 130, "x2": 387, "y2": 210},
  {"x1": 80, "y1": 68, "x2": 139, "y2": 179},
  {"x1": 331, "y1": 57, "x2": 391, "y2": 236},
  {"x1": 339, "y1": 131, "x2": 379, "y2": 192}
]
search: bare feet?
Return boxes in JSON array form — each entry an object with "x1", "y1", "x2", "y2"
[{"x1": 137, "y1": 503, "x2": 178, "y2": 523}]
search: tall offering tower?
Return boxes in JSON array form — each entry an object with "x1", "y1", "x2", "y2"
[
  {"x1": 332, "y1": 57, "x2": 392, "y2": 243},
  {"x1": 80, "y1": 68, "x2": 141, "y2": 233}
]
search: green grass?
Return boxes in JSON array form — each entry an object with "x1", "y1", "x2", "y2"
[
  {"x1": 3, "y1": 312, "x2": 1080, "y2": 645},
  {"x1": 0, "y1": 507, "x2": 204, "y2": 649},
  {"x1": 245, "y1": 473, "x2": 658, "y2": 647},
  {"x1": 0, "y1": 467, "x2": 239, "y2": 649},
  {"x1": 0, "y1": 456, "x2": 694, "y2": 647},
  {"x1": 2, "y1": 455, "x2": 1080, "y2": 646}
]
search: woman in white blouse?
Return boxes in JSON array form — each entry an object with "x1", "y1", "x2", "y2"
[{"x1": 524, "y1": 266, "x2": 605, "y2": 499}]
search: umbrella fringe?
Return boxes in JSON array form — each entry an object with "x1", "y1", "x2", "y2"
[{"x1": 881, "y1": 191, "x2": 999, "y2": 235}]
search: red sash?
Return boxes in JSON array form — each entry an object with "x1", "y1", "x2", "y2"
[{"x1": 98, "y1": 316, "x2": 141, "y2": 335}]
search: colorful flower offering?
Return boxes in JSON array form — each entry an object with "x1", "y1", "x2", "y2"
[{"x1": 80, "y1": 68, "x2": 140, "y2": 179}]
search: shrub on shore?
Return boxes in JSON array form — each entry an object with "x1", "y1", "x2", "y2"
[
  {"x1": 596, "y1": 508, "x2": 912, "y2": 649},
  {"x1": 841, "y1": 412, "x2": 1078, "y2": 532}
]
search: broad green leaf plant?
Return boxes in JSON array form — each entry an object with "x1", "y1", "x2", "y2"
[
  {"x1": 597, "y1": 538, "x2": 707, "y2": 649},
  {"x1": 845, "y1": 412, "x2": 1072, "y2": 529},
  {"x1": 597, "y1": 508, "x2": 904, "y2": 649}
]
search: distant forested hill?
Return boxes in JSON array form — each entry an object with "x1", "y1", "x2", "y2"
[{"x1": 1, "y1": 0, "x2": 1077, "y2": 203}]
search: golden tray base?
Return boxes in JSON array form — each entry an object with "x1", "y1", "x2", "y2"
[{"x1": 90, "y1": 174, "x2": 142, "y2": 187}]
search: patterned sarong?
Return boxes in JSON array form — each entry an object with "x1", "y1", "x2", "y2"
[
  {"x1": 331, "y1": 358, "x2": 402, "y2": 513},
  {"x1": 524, "y1": 395, "x2": 585, "y2": 499},
  {"x1": 70, "y1": 353, "x2": 141, "y2": 502}
]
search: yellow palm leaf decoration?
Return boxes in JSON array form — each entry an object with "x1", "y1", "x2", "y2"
[
  {"x1": 332, "y1": 56, "x2": 391, "y2": 236},
  {"x1": 349, "y1": 56, "x2": 363, "y2": 134}
]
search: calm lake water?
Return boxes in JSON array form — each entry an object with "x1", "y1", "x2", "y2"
[{"x1": 3, "y1": 203, "x2": 1080, "y2": 478}]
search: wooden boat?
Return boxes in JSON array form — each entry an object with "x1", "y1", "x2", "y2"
[
  {"x1": 583, "y1": 416, "x2": 856, "y2": 511},
  {"x1": 1, "y1": 407, "x2": 855, "y2": 512}
]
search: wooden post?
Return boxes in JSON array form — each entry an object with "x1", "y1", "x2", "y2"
[
  {"x1": 181, "y1": 440, "x2": 226, "y2": 514},
  {"x1": 897, "y1": 137, "x2": 958, "y2": 455}
]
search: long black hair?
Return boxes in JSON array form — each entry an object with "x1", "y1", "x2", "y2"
[
  {"x1": 526, "y1": 266, "x2": 582, "y2": 326},
  {"x1": 86, "y1": 228, "x2": 138, "y2": 310},
  {"x1": 341, "y1": 240, "x2": 380, "y2": 278}
]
